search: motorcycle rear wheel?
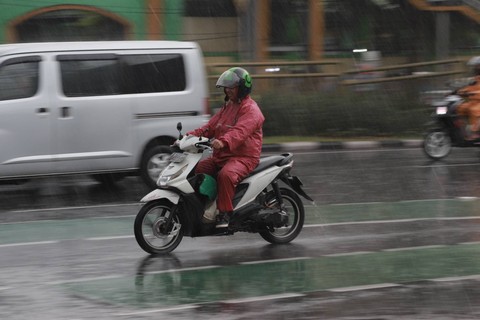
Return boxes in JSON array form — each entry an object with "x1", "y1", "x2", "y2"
[
  {"x1": 423, "y1": 129, "x2": 452, "y2": 160},
  {"x1": 134, "y1": 200, "x2": 183, "y2": 254},
  {"x1": 259, "y1": 188, "x2": 305, "y2": 244}
]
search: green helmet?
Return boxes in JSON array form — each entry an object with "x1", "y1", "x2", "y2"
[{"x1": 216, "y1": 67, "x2": 252, "y2": 99}]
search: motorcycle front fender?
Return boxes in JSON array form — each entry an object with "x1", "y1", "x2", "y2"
[{"x1": 140, "y1": 189, "x2": 180, "y2": 204}]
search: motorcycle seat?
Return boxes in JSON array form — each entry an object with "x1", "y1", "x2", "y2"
[{"x1": 248, "y1": 153, "x2": 293, "y2": 176}]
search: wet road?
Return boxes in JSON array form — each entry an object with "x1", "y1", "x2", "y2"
[{"x1": 1, "y1": 147, "x2": 480, "y2": 319}]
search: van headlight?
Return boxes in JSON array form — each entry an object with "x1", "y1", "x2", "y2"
[
  {"x1": 158, "y1": 164, "x2": 187, "y2": 186},
  {"x1": 436, "y1": 106, "x2": 448, "y2": 115}
]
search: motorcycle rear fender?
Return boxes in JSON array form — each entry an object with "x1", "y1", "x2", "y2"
[
  {"x1": 140, "y1": 189, "x2": 180, "y2": 204},
  {"x1": 281, "y1": 175, "x2": 313, "y2": 201}
]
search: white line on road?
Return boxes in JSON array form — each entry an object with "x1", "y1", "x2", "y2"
[
  {"x1": 85, "y1": 235, "x2": 134, "y2": 241},
  {"x1": 48, "y1": 274, "x2": 124, "y2": 285},
  {"x1": 0, "y1": 240, "x2": 58, "y2": 248},
  {"x1": 304, "y1": 216, "x2": 480, "y2": 228},
  {"x1": 382, "y1": 245, "x2": 446, "y2": 252},
  {"x1": 113, "y1": 293, "x2": 306, "y2": 316},
  {"x1": 223, "y1": 292, "x2": 305, "y2": 304},
  {"x1": 9, "y1": 203, "x2": 140, "y2": 214},
  {"x1": 324, "y1": 251, "x2": 373, "y2": 257},
  {"x1": 327, "y1": 283, "x2": 401, "y2": 292},
  {"x1": 143, "y1": 265, "x2": 220, "y2": 275},
  {"x1": 114, "y1": 304, "x2": 199, "y2": 316},
  {"x1": 430, "y1": 274, "x2": 480, "y2": 282},
  {"x1": 459, "y1": 241, "x2": 480, "y2": 245},
  {"x1": 240, "y1": 257, "x2": 311, "y2": 265}
]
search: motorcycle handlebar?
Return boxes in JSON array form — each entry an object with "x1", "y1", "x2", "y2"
[{"x1": 194, "y1": 140, "x2": 212, "y2": 150}]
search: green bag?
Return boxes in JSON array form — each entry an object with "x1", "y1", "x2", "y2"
[{"x1": 198, "y1": 174, "x2": 217, "y2": 201}]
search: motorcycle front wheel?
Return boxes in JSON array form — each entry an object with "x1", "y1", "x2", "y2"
[
  {"x1": 134, "y1": 200, "x2": 183, "y2": 254},
  {"x1": 259, "y1": 188, "x2": 305, "y2": 244},
  {"x1": 423, "y1": 129, "x2": 452, "y2": 160}
]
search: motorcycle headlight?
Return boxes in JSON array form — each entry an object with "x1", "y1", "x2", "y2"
[
  {"x1": 436, "y1": 106, "x2": 448, "y2": 115},
  {"x1": 158, "y1": 164, "x2": 187, "y2": 186}
]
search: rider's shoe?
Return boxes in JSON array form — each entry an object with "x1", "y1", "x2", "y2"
[{"x1": 215, "y1": 212, "x2": 231, "y2": 228}]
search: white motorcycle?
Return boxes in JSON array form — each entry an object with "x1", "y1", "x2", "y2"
[{"x1": 134, "y1": 123, "x2": 313, "y2": 254}]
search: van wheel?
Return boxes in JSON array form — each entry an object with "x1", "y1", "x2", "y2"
[{"x1": 141, "y1": 145, "x2": 172, "y2": 189}]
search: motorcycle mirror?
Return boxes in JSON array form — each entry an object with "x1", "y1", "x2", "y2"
[{"x1": 177, "y1": 122, "x2": 183, "y2": 140}]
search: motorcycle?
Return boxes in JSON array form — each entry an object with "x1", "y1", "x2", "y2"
[
  {"x1": 423, "y1": 81, "x2": 480, "y2": 160},
  {"x1": 134, "y1": 122, "x2": 313, "y2": 254}
]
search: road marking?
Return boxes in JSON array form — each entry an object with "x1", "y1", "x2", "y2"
[
  {"x1": 0, "y1": 214, "x2": 134, "y2": 225},
  {"x1": 304, "y1": 216, "x2": 480, "y2": 228},
  {"x1": 85, "y1": 235, "x2": 134, "y2": 241},
  {"x1": 0, "y1": 286, "x2": 11, "y2": 291},
  {"x1": 10, "y1": 203, "x2": 139, "y2": 214},
  {"x1": 383, "y1": 245, "x2": 446, "y2": 252},
  {"x1": 431, "y1": 274, "x2": 480, "y2": 282},
  {"x1": 324, "y1": 251, "x2": 373, "y2": 257},
  {"x1": 143, "y1": 265, "x2": 220, "y2": 275},
  {"x1": 0, "y1": 240, "x2": 58, "y2": 248},
  {"x1": 459, "y1": 241, "x2": 480, "y2": 245},
  {"x1": 114, "y1": 304, "x2": 198, "y2": 316},
  {"x1": 456, "y1": 196, "x2": 479, "y2": 200},
  {"x1": 416, "y1": 163, "x2": 480, "y2": 168},
  {"x1": 223, "y1": 292, "x2": 305, "y2": 304},
  {"x1": 240, "y1": 257, "x2": 311, "y2": 265},
  {"x1": 111, "y1": 272, "x2": 480, "y2": 316},
  {"x1": 327, "y1": 283, "x2": 400, "y2": 292},
  {"x1": 48, "y1": 274, "x2": 124, "y2": 285},
  {"x1": 113, "y1": 293, "x2": 306, "y2": 316}
]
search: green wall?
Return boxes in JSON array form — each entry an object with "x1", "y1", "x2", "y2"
[
  {"x1": 164, "y1": 0, "x2": 184, "y2": 40},
  {"x1": 0, "y1": 0, "x2": 184, "y2": 43}
]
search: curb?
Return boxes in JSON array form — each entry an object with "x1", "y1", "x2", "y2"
[{"x1": 262, "y1": 139, "x2": 423, "y2": 152}]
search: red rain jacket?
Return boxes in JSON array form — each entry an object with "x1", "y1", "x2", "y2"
[{"x1": 188, "y1": 95, "x2": 264, "y2": 163}]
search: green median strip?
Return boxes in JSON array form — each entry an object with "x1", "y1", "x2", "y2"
[
  {"x1": 61, "y1": 243, "x2": 480, "y2": 309},
  {"x1": 305, "y1": 198, "x2": 480, "y2": 224},
  {"x1": 1, "y1": 199, "x2": 479, "y2": 245},
  {"x1": 0, "y1": 217, "x2": 134, "y2": 244}
]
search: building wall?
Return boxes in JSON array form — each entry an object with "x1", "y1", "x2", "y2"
[
  {"x1": 0, "y1": 0, "x2": 147, "y2": 43},
  {"x1": 0, "y1": 0, "x2": 191, "y2": 43},
  {"x1": 183, "y1": 17, "x2": 237, "y2": 56}
]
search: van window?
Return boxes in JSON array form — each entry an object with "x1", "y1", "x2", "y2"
[
  {"x1": 59, "y1": 58, "x2": 123, "y2": 97},
  {"x1": 0, "y1": 58, "x2": 39, "y2": 101},
  {"x1": 59, "y1": 54, "x2": 186, "y2": 97},
  {"x1": 122, "y1": 54, "x2": 186, "y2": 94}
]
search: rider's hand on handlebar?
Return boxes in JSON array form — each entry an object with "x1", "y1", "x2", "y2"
[{"x1": 211, "y1": 139, "x2": 224, "y2": 150}]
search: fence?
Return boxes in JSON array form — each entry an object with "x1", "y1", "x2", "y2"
[
  {"x1": 205, "y1": 58, "x2": 470, "y2": 137},
  {"x1": 206, "y1": 58, "x2": 467, "y2": 95}
]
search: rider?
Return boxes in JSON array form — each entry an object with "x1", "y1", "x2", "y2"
[
  {"x1": 187, "y1": 67, "x2": 265, "y2": 228},
  {"x1": 457, "y1": 56, "x2": 480, "y2": 140}
]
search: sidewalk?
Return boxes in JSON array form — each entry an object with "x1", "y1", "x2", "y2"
[{"x1": 262, "y1": 139, "x2": 423, "y2": 152}]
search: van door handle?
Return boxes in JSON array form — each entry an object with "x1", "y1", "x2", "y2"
[
  {"x1": 36, "y1": 107, "x2": 49, "y2": 114},
  {"x1": 60, "y1": 106, "x2": 72, "y2": 118}
]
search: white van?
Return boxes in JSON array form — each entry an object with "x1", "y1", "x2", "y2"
[{"x1": 0, "y1": 41, "x2": 209, "y2": 188}]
